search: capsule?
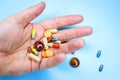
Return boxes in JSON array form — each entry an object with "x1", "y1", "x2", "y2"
[
  {"x1": 43, "y1": 38, "x2": 49, "y2": 50},
  {"x1": 32, "y1": 48, "x2": 39, "y2": 55},
  {"x1": 96, "y1": 50, "x2": 102, "y2": 58},
  {"x1": 31, "y1": 29, "x2": 36, "y2": 39},
  {"x1": 29, "y1": 53, "x2": 41, "y2": 62},
  {"x1": 98, "y1": 64, "x2": 104, "y2": 72},
  {"x1": 34, "y1": 41, "x2": 44, "y2": 51},
  {"x1": 70, "y1": 57, "x2": 80, "y2": 68},
  {"x1": 48, "y1": 42, "x2": 60, "y2": 48},
  {"x1": 51, "y1": 37, "x2": 59, "y2": 42},
  {"x1": 47, "y1": 29, "x2": 58, "y2": 34}
]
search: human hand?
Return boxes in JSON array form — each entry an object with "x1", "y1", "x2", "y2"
[{"x1": 0, "y1": 2, "x2": 92, "y2": 76}]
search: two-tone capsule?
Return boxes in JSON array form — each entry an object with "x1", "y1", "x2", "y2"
[
  {"x1": 48, "y1": 42, "x2": 60, "y2": 48},
  {"x1": 32, "y1": 48, "x2": 39, "y2": 55},
  {"x1": 31, "y1": 29, "x2": 36, "y2": 39}
]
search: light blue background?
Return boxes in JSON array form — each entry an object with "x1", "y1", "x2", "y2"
[{"x1": 0, "y1": 0, "x2": 120, "y2": 80}]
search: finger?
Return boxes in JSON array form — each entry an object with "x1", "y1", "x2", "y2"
[
  {"x1": 37, "y1": 15, "x2": 83, "y2": 29},
  {"x1": 53, "y1": 27, "x2": 93, "y2": 41},
  {"x1": 52, "y1": 38, "x2": 84, "y2": 54},
  {"x1": 39, "y1": 53, "x2": 66, "y2": 69},
  {"x1": 10, "y1": 2, "x2": 46, "y2": 26}
]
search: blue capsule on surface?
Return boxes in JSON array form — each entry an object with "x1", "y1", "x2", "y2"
[
  {"x1": 96, "y1": 50, "x2": 102, "y2": 58},
  {"x1": 98, "y1": 64, "x2": 104, "y2": 72}
]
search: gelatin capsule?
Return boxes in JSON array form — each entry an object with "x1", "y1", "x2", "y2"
[
  {"x1": 32, "y1": 48, "x2": 39, "y2": 55},
  {"x1": 47, "y1": 29, "x2": 58, "y2": 33},
  {"x1": 99, "y1": 64, "x2": 104, "y2": 72},
  {"x1": 44, "y1": 31, "x2": 52, "y2": 38},
  {"x1": 70, "y1": 57, "x2": 80, "y2": 68},
  {"x1": 51, "y1": 37, "x2": 59, "y2": 42},
  {"x1": 29, "y1": 53, "x2": 41, "y2": 62},
  {"x1": 31, "y1": 29, "x2": 36, "y2": 39},
  {"x1": 34, "y1": 41, "x2": 44, "y2": 51},
  {"x1": 43, "y1": 38, "x2": 49, "y2": 50},
  {"x1": 48, "y1": 42, "x2": 60, "y2": 48},
  {"x1": 96, "y1": 50, "x2": 101, "y2": 58}
]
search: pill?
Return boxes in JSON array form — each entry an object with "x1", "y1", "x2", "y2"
[
  {"x1": 48, "y1": 42, "x2": 60, "y2": 48},
  {"x1": 32, "y1": 48, "x2": 39, "y2": 55},
  {"x1": 47, "y1": 29, "x2": 58, "y2": 33},
  {"x1": 96, "y1": 50, "x2": 101, "y2": 58},
  {"x1": 34, "y1": 41, "x2": 44, "y2": 51},
  {"x1": 70, "y1": 57, "x2": 80, "y2": 68},
  {"x1": 51, "y1": 37, "x2": 59, "y2": 42},
  {"x1": 55, "y1": 40, "x2": 61, "y2": 44},
  {"x1": 31, "y1": 29, "x2": 36, "y2": 39},
  {"x1": 42, "y1": 49, "x2": 54, "y2": 58},
  {"x1": 98, "y1": 64, "x2": 104, "y2": 72},
  {"x1": 43, "y1": 38, "x2": 49, "y2": 50},
  {"x1": 44, "y1": 31, "x2": 52, "y2": 38},
  {"x1": 71, "y1": 52, "x2": 75, "y2": 54},
  {"x1": 29, "y1": 53, "x2": 41, "y2": 62}
]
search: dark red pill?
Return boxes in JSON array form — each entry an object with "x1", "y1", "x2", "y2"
[{"x1": 34, "y1": 41, "x2": 44, "y2": 51}]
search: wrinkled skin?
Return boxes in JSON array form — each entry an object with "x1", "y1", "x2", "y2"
[{"x1": 0, "y1": 2, "x2": 92, "y2": 76}]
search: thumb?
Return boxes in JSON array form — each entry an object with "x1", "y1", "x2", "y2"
[{"x1": 10, "y1": 2, "x2": 46, "y2": 26}]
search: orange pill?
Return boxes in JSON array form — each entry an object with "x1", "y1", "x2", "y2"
[
  {"x1": 44, "y1": 31, "x2": 52, "y2": 38},
  {"x1": 41, "y1": 51, "x2": 46, "y2": 58},
  {"x1": 42, "y1": 49, "x2": 54, "y2": 58}
]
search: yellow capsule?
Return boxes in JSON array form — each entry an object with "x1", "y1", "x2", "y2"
[
  {"x1": 29, "y1": 53, "x2": 41, "y2": 62},
  {"x1": 32, "y1": 29, "x2": 36, "y2": 39},
  {"x1": 32, "y1": 48, "x2": 39, "y2": 55},
  {"x1": 47, "y1": 29, "x2": 58, "y2": 34},
  {"x1": 43, "y1": 38, "x2": 49, "y2": 50}
]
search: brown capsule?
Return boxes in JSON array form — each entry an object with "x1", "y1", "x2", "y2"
[
  {"x1": 34, "y1": 41, "x2": 44, "y2": 51},
  {"x1": 70, "y1": 57, "x2": 80, "y2": 68}
]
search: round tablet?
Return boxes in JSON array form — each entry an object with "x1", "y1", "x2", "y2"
[{"x1": 70, "y1": 57, "x2": 80, "y2": 68}]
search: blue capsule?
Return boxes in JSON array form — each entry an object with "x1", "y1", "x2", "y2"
[
  {"x1": 98, "y1": 64, "x2": 104, "y2": 72},
  {"x1": 96, "y1": 50, "x2": 101, "y2": 58}
]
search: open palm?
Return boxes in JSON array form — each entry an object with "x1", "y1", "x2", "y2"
[{"x1": 0, "y1": 2, "x2": 92, "y2": 76}]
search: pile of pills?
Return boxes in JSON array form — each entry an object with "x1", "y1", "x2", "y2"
[{"x1": 28, "y1": 28, "x2": 61, "y2": 62}]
